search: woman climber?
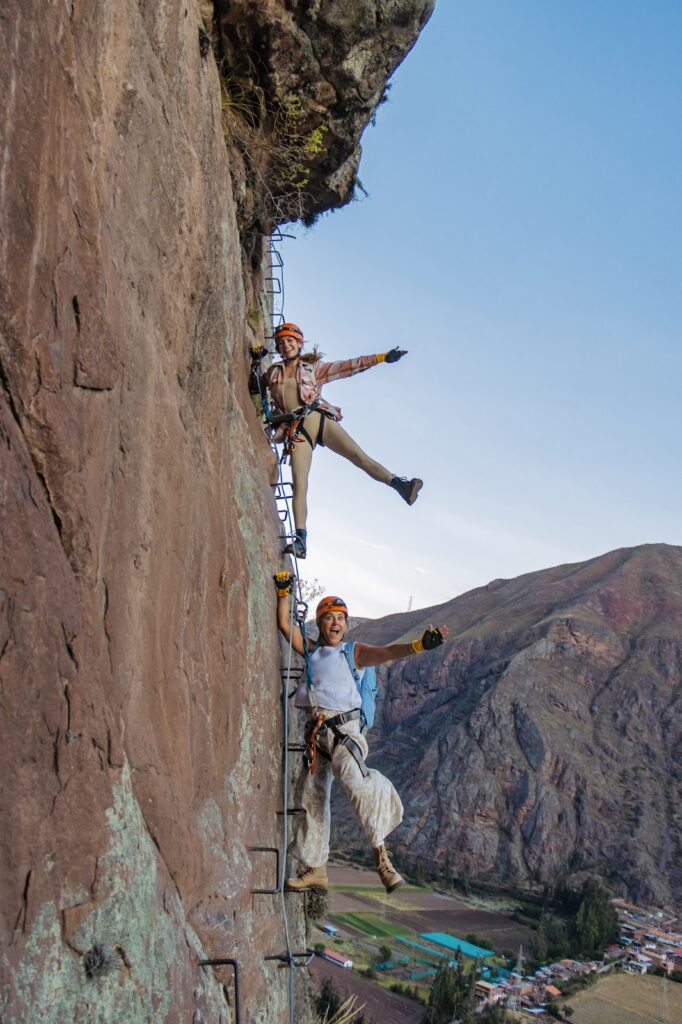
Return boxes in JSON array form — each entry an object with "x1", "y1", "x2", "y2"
[
  {"x1": 263, "y1": 321, "x2": 422, "y2": 559},
  {"x1": 274, "y1": 577, "x2": 447, "y2": 894}
]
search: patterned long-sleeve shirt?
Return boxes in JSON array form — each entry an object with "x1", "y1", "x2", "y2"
[{"x1": 263, "y1": 354, "x2": 380, "y2": 422}]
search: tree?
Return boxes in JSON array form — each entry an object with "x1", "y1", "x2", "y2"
[
  {"x1": 479, "y1": 1005, "x2": 512, "y2": 1023},
  {"x1": 377, "y1": 944, "x2": 392, "y2": 963},
  {"x1": 573, "y1": 880, "x2": 618, "y2": 958},
  {"x1": 531, "y1": 922, "x2": 548, "y2": 964},
  {"x1": 300, "y1": 577, "x2": 325, "y2": 604},
  {"x1": 422, "y1": 961, "x2": 475, "y2": 1024},
  {"x1": 315, "y1": 977, "x2": 341, "y2": 1020}
]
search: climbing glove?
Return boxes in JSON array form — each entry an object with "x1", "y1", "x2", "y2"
[
  {"x1": 273, "y1": 571, "x2": 294, "y2": 597},
  {"x1": 411, "y1": 627, "x2": 445, "y2": 654},
  {"x1": 378, "y1": 347, "x2": 407, "y2": 364}
]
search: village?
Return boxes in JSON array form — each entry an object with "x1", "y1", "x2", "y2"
[{"x1": 310, "y1": 866, "x2": 682, "y2": 1022}]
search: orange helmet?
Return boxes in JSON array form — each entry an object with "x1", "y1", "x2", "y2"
[
  {"x1": 316, "y1": 596, "x2": 349, "y2": 622},
  {"x1": 274, "y1": 322, "x2": 304, "y2": 346}
]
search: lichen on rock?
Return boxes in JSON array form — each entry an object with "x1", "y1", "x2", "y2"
[{"x1": 209, "y1": 0, "x2": 435, "y2": 232}]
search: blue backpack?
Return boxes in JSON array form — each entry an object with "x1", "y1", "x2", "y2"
[{"x1": 341, "y1": 642, "x2": 377, "y2": 729}]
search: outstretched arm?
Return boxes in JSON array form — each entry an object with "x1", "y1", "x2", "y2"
[
  {"x1": 274, "y1": 573, "x2": 306, "y2": 656},
  {"x1": 355, "y1": 625, "x2": 448, "y2": 669},
  {"x1": 316, "y1": 349, "x2": 407, "y2": 386}
]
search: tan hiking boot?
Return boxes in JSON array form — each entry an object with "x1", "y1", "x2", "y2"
[
  {"x1": 284, "y1": 865, "x2": 328, "y2": 893},
  {"x1": 373, "y1": 844, "x2": 405, "y2": 893}
]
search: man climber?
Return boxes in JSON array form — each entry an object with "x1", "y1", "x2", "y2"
[
  {"x1": 261, "y1": 322, "x2": 423, "y2": 559},
  {"x1": 274, "y1": 576, "x2": 447, "y2": 893}
]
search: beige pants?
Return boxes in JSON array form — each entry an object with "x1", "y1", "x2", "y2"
[
  {"x1": 290, "y1": 411, "x2": 394, "y2": 530},
  {"x1": 289, "y1": 714, "x2": 404, "y2": 868}
]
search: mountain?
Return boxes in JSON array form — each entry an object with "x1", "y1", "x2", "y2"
[{"x1": 338, "y1": 544, "x2": 682, "y2": 907}]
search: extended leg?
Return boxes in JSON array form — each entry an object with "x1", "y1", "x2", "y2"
[
  {"x1": 322, "y1": 419, "x2": 422, "y2": 504},
  {"x1": 321, "y1": 419, "x2": 394, "y2": 484},
  {"x1": 289, "y1": 427, "x2": 314, "y2": 530},
  {"x1": 330, "y1": 725, "x2": 403, "y2": 848}
]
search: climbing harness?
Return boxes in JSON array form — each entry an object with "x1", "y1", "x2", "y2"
[
  {"x1": 316, "y1": 709, "x2": 370, "y2": 780},
  {"x1": 268, "y1": 401, "x2": 330, "y2": 459}
]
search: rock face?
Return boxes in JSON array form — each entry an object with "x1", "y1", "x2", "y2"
[
  {"x1": 0, "y1": 1, "x2": 432, "y2": 1021},
  {"x1": 338, "y1": 545, "x2": 682, "y2": 908}
]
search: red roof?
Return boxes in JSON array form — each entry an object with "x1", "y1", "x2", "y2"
[{"x1": 323, "y1": 949, "x2": 352, "y2": 966}]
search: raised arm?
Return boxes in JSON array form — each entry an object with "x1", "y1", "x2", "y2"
[
  {"x1": 354, "y1": 625, "x2": 448, "y2": 669},
  {"x1": 316, "y1": 348, "x2": 407, "y2": 386},
  {"x1": 274, "y1": 572, "x2": 306, "y2": 657}
]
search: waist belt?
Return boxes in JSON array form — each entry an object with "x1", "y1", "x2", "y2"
[
  {"x1": 322, "y1": 709, "x2": 362, "y2": 729},
  {"x1": 316, "y1": 709, "x2": 369, "y2": 779}
]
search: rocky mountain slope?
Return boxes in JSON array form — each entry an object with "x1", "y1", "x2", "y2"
[
  {"x1": 337, "y1": 545, "x2": 682, "y2": 908},
  {"x1": 0, "y1": 2, "x2": 432, "y2": 1021}
]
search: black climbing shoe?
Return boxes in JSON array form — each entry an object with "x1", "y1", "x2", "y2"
[
  {"x1": 390, "y1": 477, "x2": 423, "y2": 506},
  {"x1": 283, "y1": 528, "x2": 307, "y2": 559}
]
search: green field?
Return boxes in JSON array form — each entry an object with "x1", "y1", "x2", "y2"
[{"x1": 333, "y1": 911, "x2": 408, "y2": 939}]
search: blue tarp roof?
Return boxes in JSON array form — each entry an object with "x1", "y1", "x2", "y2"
[{"x1": 419, "y1": 933, "x2": 494, "y2": 959}]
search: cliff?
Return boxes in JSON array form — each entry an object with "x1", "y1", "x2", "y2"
[
  {"x1": 0, "y1": 2, "x2": 432, "y2": 1021},
  {"x1": 339, "y1": 545, "x2": 682, "y2": 908}
]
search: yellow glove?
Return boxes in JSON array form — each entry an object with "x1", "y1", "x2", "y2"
[
  {"x1": 377, "y1": 348, "x2": 406, "y2": 364},
  {"x1": 273, "y1": 571, "x2": 294, "y2": 597}
]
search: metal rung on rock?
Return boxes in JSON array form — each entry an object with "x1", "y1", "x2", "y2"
[
  {"x1": 277, "y1": 807, "x2": 305, "y2": 816},
  {"x1": 264, "y1": 949, "x2": 315, "y2": 968},
  {"x1": 247, "y1": 846, "x2": 280, "y2": 895},
  {"x1": 197, "y1": 958, "x2": 241, "y2": 1023}
]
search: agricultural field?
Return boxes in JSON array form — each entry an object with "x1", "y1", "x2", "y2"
[
  {"x1": 565, "y1": 973, "x2": 682, "y2": 1024},
  {"x1": 327, "y1": 863, "x2": 534, "y2": 955},
  {"x1": 309, "y1": 861, "x2": 537, "y2": 1018},
  {"x1": 309, "y1": 958, "x2": 422, "y2": 1024}
]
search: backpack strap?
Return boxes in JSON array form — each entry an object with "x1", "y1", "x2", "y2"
[
  {"x1": 342, "y1": 642, "x2": 369, "y2": 731},
  {"x1": 341, "y1": 642, "x2": 362, "y2": 696}
]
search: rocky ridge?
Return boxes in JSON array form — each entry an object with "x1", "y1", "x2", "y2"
[{"x1": 338, "y1": 545, "x2": 682, "y2": 907}]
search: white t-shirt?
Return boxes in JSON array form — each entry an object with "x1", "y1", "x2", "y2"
[{"x1": 296, "y1": 644, "x2": 361, "y2": 712}]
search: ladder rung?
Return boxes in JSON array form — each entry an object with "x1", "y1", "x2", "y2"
[
  {"x1": 197, "y1": 958, "x2": 241, "y2": 1022},
  {"x1": 264, "y1": 949, "x2": 315, "y2": 967},
  {"x1": 247, "y1": 846, "x2": 280, "y2": 894}
]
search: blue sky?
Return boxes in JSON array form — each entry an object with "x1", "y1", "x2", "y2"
[{"x1": 277, "y1": 1, "x2": 682, "y2": 618}]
